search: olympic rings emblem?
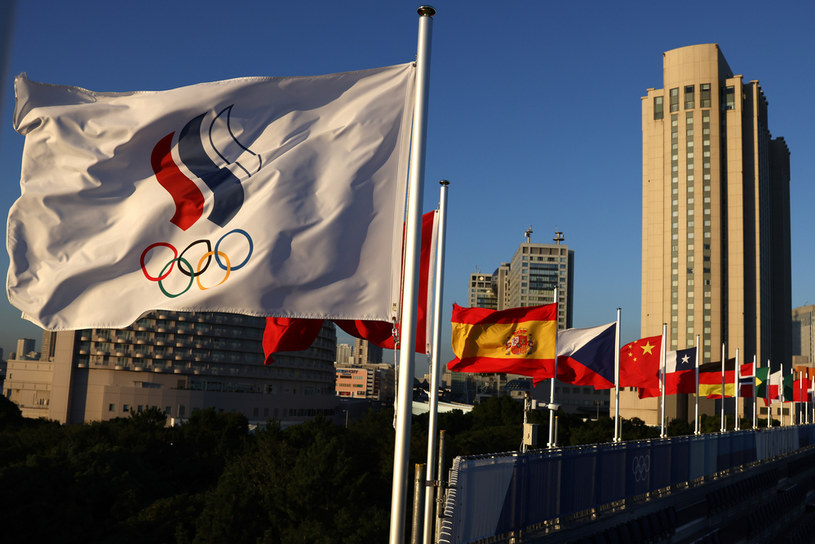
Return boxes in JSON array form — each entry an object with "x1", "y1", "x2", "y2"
[
  {"x1": 632, "y1": 454, "x2": 650, "y2": 482},
  {"x1": 140, "y1": 229, "x2": 253, "y2": 298}
]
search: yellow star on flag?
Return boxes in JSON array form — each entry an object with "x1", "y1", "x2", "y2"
[{"x1": 641, "y1": 341, "x2": 655, "y2": 356}]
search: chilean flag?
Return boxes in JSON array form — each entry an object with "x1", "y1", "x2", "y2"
[
  {"x1": 639, "y1": 347, "x2": 696, "y2": 398},
  {"x1": 538, "y1": 322, "x2": 616, "y2": 389}
]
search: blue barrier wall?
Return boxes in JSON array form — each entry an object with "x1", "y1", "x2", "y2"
[{"x1": 439, "y1": 425, "x2": 812, "y2": 544}]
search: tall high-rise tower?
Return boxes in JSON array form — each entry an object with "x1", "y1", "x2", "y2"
[{"x1": 633, "y1": 44, "x2": 791, "y2": 423}]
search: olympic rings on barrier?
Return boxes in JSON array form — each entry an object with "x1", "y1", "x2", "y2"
[
  {"x1": 141, "y1": 230, "x2": 251, "y2": 297},
  {"x1": 632, "y1": 454, "x2": 650, "y2": 482}
]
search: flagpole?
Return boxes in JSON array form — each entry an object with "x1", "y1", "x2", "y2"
[
  {"x1": 753, "y1": 355, "x2": 757, "y2": 429},
  {"x1": 548, "y1": 287, "x2": 560, "y2": 448},
  {"x1": 767, "y1": 360, "x2": 772, "y2": 427},
  {"x1": 389, "y1": 7, "x2": 434, "y2": 544},
  {"x1": 801, "y1": 370, "x2": 805, "y2": 425},
  {"x1": 780, "y1": 363, "x2": 785, "y2": 426},
  {"x1": 422, "y1": 181, "x2": 448, "y2": 544},
  {"x1": 720, "y1": 342, "x2": 726, "y2": 433},
  {"x1": 735, "y1": 348, "x2": 740, "y2": 431},
  {"x1": 613, "y1": 308, "x2": 621, "y2": 442},
  {"x1": 694, "y1": 334, "x2": 700, "y2": 435},
  {"x1": 767, "y1": 360, "x2": 771, "y2": 427},
  {"x1": 660, "y1": 323, "x2": 667, "y2": 438}
]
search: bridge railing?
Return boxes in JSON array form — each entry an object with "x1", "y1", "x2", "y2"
[{"x1": 438, "y1": 425, "x2": 815, "y2": 544}]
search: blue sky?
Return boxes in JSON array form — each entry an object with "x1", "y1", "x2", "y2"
[{"x1": 1, "y1": 1, "x2": 813, "y2": 375}]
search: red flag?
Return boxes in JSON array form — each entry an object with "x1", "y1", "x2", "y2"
[
  {"x1": 638, "y1": 347, "x2": 696, "y2": 399},
  {"x1": 793, "y1": 378, "x2": 809, "y2": 402},
  {"x1": 619, "y1": 335, "x2": 662, "y2": 389},
  {"x1": 262, "y1": 317, "x2": 325, "y2": 364},
  {"x1": 739, "y1": 361, "x2": 755, "y2": 397},
  {"x1": 262, "y1": 211, "x2": 436, "y2": 363}
]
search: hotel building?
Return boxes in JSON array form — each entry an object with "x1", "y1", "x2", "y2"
[{"x1": 618, "y1": 44, "x2": 792, "y2": 425}]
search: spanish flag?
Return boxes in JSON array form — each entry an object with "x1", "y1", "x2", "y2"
[{"x1": 447, "y1": 303, "x2": 557, "y2": 377}]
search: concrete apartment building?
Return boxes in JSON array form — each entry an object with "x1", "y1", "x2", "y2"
[
  {"x1": 617, "y1": 44, "x2": 792, "y2": 425},
  {"x1": 3, "y1": 311, "x2": 338, "y2": 427}
]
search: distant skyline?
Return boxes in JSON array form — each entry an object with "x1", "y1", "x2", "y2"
[{"x1": 2, "y1": 1, "x2": 814, "y2": 375}]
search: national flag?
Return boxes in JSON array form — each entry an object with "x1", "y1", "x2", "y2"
[
  {"x1": 262, "y1": 317, "x2": 325, "y2": 363},
  {"x1": 697, "y1": 359, "x2": 736, "y2": 398},
  {"x1": 9, "y1": 64, "x2": 416, "y2": 330},
  {"x1": 638, "y1": 347, "x2": 696, "y2": 398},
  {"x1": 760, "y1": 370, "x2": 784, "y2": 405},
  {"x1": 262, "y1": 210, "x2": 437, "y2": 362},
  {"x1": 541, "y1": 322, "x2": 616, "y2": 389},
  {"x1": 770, "y1": 370, "x2": 783, "y2": 401},
  {"x1": 739, "y1": 361, "x2": 755, "y2": 397},
  {"x1": 782, "y1": 373, "x2": 795, "y2": 402},
  {"x1": 447, "y1": 303, "x2": 557, "y2": 376},
  {"x1": 792, "y1": 377, "x2": 810, "y2": 402},
  {"x1": 755, "y1": 367, "x2": 770, "y2": 398},
  {"x1": 618, "y1": 335, "x2": 662, "y2": 389}
]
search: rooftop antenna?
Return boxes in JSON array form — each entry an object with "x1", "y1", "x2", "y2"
[
  {"x1": 553, "y1": 229, "x2": 564, "y2": 245},
  {"x1": 524, "y1": 226, "x2": 533, "y2": 243}
]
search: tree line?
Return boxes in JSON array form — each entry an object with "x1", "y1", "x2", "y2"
[{"x1": 0, "y1": 394, "x2": 756, "y2": 543}]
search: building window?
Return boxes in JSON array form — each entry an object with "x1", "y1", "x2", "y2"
[
  {"x1": 684, "y1": 85, "x2": 695, "y2": 109},
  {"x1": 724, "y1": 86, "x2": 735, "y2": 110},
  {"x1": 669, "y1": 88, "x2": 679, "y2": 112},
  {"x1": 700, "y1": 84, "x2": 711, "y2": 107},
  {"x1": 654, "y1": 96, "x2": 664, "y2": 120}
]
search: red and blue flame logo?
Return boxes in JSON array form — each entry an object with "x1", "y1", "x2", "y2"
[
  {"x1": 142, "y1": 106, "x2": 257, "y2": 298},
  {"x1": 150, "y1": 105, "x2": 260, "y2": 230}
]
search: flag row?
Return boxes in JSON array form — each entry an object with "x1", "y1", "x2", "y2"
[{"x1": 445, "y1": 302, "x2": 815, "y2": 404}]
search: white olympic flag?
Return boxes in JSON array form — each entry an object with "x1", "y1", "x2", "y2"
[{"x1": 8, "y1": 63, "x2": 415, "y2": 330}]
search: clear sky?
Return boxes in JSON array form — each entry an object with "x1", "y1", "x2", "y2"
[{"x1": 1, "y1": 1, "x2": 813, "y2": 375}]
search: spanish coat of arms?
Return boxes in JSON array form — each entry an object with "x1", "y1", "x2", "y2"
[{"x1": 506, "y1": 328, "x2": 534, "y2": 356}]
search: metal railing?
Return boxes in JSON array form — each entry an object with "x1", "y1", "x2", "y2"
[{"x1": 438, "y1": 425, "x2": 815, "y2": 544}]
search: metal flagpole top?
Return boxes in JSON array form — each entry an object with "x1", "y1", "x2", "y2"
[{"x1": 418, "y1": 5, "x2": 436, "y2": 16}]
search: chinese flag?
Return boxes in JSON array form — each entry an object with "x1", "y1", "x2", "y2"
[{"x1": 619, "y1": 335, "x2": 662, "y2": 389}]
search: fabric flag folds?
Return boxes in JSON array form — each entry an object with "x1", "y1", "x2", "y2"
[
  {"x1": 9, "y1": 64, "x2": 416, "y2": 330},
  {"x1": 739, "y1": 361, "x2": 755, "y2": 397},
  {"x1": 792, "y1": 377, "x2": 809, "y2": 402},
  {"x1": 448, "y1": 303, "x2": 557, "y2": 377},
  {"x1": 638, "y1": 347, "x2": 696, "y2": 399},
  {"x1": 619, "y1": 335, "x2": 662, "y2": 389},
  {"x1": 261, "y1": 210, "x2": 437, "y2": 363},
  {"x1": 756, "y1": 367, "x2": 770, "y2": 399},
  {"x1": 547, "y1": 322, "x2": 616, "y2": 389}
]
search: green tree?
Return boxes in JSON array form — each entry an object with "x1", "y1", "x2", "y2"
[
  {"x1": 193, "y1": 417, "x2": 389, "y2": 543},
  {"x1": 667, "y1": 417, "x2": 693, "y2": 436}
]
